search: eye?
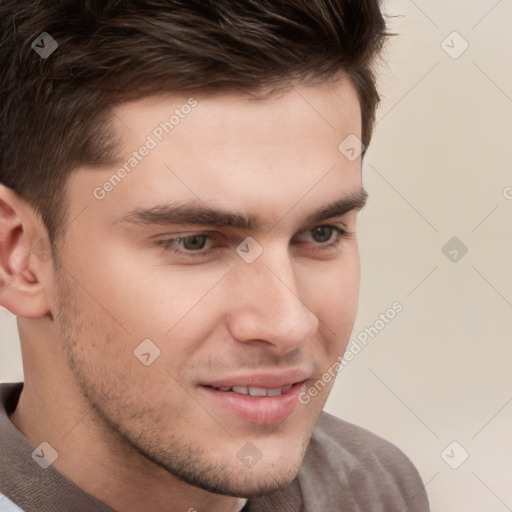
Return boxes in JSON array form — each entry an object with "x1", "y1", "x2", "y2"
[
  {"x1": 310, "y1": 226, "x2": 338, "y2": 243},
  {"x1": 295, "y1": 225, "x2": 348, "y2": 247},
  {"x1": 174, "y1": 234, "x2": 210, "y2": 251},
  {"x1": 156, "y1": 233, "x2": 217, "y2": 255}
]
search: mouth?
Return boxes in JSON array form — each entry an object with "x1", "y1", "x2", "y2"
[
  {"x1": 212, "y1": 384, "x2": 293, "y2": 396},
  {"x1": 198, "y1": 371, "x2": 308, "y2": 425}
]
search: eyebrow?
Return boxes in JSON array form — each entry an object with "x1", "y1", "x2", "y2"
[{"x1": 115, "y1": 189, "x2": 368, "y2": 230}]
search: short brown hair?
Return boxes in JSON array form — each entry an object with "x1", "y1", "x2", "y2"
[{"x1": 0, "y1": 0, "x2": 389, "y2": 251}]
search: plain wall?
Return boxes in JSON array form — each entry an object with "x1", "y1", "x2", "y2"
[{"x1": 1, "y1": 1, "x2": 511, "y2": 510}]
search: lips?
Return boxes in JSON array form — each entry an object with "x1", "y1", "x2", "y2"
[{"x1": 198, "y1": 370, "x2": 309, "y2": 425}]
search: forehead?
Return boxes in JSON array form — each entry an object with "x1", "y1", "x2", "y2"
[{"x1": 66, "y1": 78, "x2": 363, "y2": 230}]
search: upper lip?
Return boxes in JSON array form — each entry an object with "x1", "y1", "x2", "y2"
[{"x1": 202, "y1": 369, "x2": 310, "y2": 390}]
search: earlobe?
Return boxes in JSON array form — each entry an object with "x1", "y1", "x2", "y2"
[{"x1": 0, "y1": 185, "x2": 52, "y2": 318}]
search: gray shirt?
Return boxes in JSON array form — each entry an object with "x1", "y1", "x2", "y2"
[{"x1": 0, "y1": 382, "x2": 430, "y2": 511}]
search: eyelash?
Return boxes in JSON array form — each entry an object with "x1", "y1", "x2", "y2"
[{"x1": 155, "y1": 225, "x2": 350, "y2": 259}]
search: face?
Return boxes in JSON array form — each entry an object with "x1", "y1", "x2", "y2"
[{"x1": 51, "y1": 77, "x2": 364, "y2": 497}]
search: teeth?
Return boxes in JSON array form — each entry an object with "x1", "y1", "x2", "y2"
[
  {"x1": 215, "y1": 384, "x2": 294, "y2": 396},
  {"x1": 248, "y1": 387, "x2": 267, "y2": 397}
]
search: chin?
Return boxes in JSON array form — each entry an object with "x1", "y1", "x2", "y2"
[
  {"x1": 177, "y1": 458, "x2": 302, "y2": 499},
  {"x1": 132, "y1": 431, "x2": 307, "y2": 499}
]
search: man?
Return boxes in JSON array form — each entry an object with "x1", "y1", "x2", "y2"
[{"x1": 0, "y1": 1, "x2": 430, "y2": 511}]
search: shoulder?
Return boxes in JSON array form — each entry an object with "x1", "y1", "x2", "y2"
[
  {"x1": 310, "y1": 410, "x2": 421, "y2": 475},
  {"x1": 296, "y1": 411, "x2": 430, "y2": 511}
]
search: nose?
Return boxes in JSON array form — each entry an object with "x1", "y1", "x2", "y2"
[{"x1": 226, "y1": 248, "x2": 319, "y2": 356}]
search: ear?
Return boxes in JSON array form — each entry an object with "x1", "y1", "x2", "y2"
[{"x1": 0, "y1": 184, "x2": 52, "y2": 318}]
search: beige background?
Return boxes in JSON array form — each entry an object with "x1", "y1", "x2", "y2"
[{"x1": 1, "y1": 1, "x2": 511, "y2": 510}]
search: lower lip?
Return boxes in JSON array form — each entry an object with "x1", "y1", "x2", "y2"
[{"x1": 199, "y1": 382, "x2": 305, "y2": 425}]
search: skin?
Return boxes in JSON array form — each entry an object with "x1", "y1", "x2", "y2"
[{"x1": 0, "y1": 76, "x2": 365, "y2": 512}]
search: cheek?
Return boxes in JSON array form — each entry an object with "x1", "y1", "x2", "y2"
[
  {"x1": 76, "y1": 246, "x2": 231, "y2": 342},
  {"x1": 302, "y1": 247, "x2": 360, "y2": 322},
  {"x1": 56, "y1": 273, "x2": 197, "y2": 418},
  {"x1": 297, "y1": 257, "x2": 360, "y2": 409},
  {"x1": 301, "y1": 249, "x2": 361, "y2": 361}
]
